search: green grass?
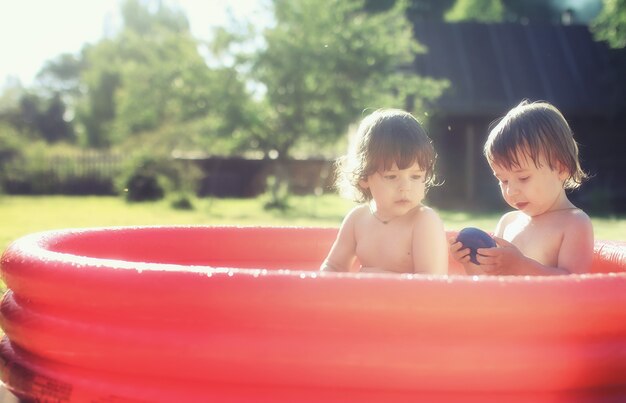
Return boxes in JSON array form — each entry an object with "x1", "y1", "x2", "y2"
[
  {"x1": 1, "y1": 195, "x2": 624, "y2": 253},
  {"x1": 0, "y1": 194, "x2": 353, "y2": 251}
]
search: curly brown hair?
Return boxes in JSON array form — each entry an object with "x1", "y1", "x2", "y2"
[{"x1": 336, "y1": 108, "x2": 438, "y2": 203}]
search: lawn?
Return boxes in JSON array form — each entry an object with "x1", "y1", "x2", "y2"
[{"x1": 1, "y1": 195, "x2": 624, "y2": 253}]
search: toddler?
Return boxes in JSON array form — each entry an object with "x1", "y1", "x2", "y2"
[
  {"x1": 450, "y1": 101, "x2": 594, "y2": 275},
  {"x1": 321, "y1": 109, "x2": 447, "y2": 274}
]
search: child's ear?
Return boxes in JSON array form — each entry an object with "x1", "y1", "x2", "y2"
[
  {"x1": 556, "y1": 163, "x2": 569, "y2": 181},
  {"x1": 359, "y1": 178, "x2": 370, "y2": 190}
]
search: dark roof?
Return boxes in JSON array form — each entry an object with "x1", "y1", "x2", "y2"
[{"x1": 412, "y1": 22, "x2": 623, "y2": 118}]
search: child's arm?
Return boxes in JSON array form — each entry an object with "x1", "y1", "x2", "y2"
[
  {"x1": 412, "y1": 207, "x2": 448, "y2": 275},
  {"x1": 556, "y1": 213, "x2": 594, "y2": 274},
  {"x1": 478, "y1": 212, "x2": 594, "y2": 275},
  {"x1": 320, "y1": 208, "x2": 359, "y2": 272},
  {"x1": 480, "y1": 237, "x2": 569, "y2": 275}
]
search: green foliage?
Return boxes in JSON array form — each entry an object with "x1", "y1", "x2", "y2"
[
  {"x1": 2, "y1": 142, "x2": 49, "y2": 194},
  {"x1": 36, "y1": 53, "x2": 85, "y2": 98},
  {"x1": 445, "y1": 0, "x2": 505, "y2": 22},
  {"x1": 118, "y1": 154, "x2": 171, "y2": 202},
  {"x1": 76, "y1": 61, "x2": 119, "y2": 147},
  {"x1": 118, "y1": 152, "x2": 202, "y2": 202},
  {"x1": 0, "y1": 79, "x2": 74, "y2": 144},
  {"x1": 120, "y1": 0, "x2": 190, "y2": 35},
  {"x1": 37, "y1": 93, "x2": 75, "y2": 143},
  {"x1": 0, "y1": 124, "x2": 23, "y2": 159},
  {"x1": 170, "y1": 193, "x2": 195, "y2": 210},
  {"x1": 246, "y1": 0, "x2": 447, "y2": 158},
  {"x1": 71, "y1": 0, "x2": 252, "y2": 150},
  {"x1": 4, "y1": 92, "x2": 67, "y2": 142},
  {"x1": 262, "y1": 175, "x2": 291, "y2": 211},
  {"x1": 123, "y1": 171, "x2": 167, "y2": 201},
  {"x1": 0, "y1": 143, "x2": 119, "y2": 195},
  {"x1": 592, "y1": 0, "x2": 626, "y2": 48},
  {"x1": 0, "y1": 124, "x2": 24, "y2": 192}
]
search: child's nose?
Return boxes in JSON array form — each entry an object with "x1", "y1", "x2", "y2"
[
  {"x1": 399, "y1": 177, "x2": 412, "y2": 190},
  {"x1": 506, "y1": 183, "x2": 519, "y2": 196}
]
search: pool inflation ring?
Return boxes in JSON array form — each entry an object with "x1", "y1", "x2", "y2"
[{"x1": 1, "y1": 226, "x2": 625, "y2": 402}]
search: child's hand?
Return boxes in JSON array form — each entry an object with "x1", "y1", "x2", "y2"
[
  {"x1": 475, "y1": 236, "x2": 525, "y2": 275},
  {"x1": 448, "y1": 235, "x2": 487, "y2": 275},
  {"x1": 447, "y1": 234, "x2": 469, "y2": 262}
]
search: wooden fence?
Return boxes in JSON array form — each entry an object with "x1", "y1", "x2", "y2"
[
  {"x1": 2, "y1": 151, "x2": 124, "y2": 195},
  {"x1": 1, "y1": 153, "x2": 336, "y2": 197}
]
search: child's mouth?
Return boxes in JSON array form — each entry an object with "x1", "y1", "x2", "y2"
[{"x1": 516, "y1": 202, "x2": 529, "y2": 210}]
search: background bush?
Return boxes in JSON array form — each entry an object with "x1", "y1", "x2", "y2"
[{"x1": 118, "y1": 152, "x2": 202, "y2": 202}]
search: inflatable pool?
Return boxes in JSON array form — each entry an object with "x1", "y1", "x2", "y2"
[{"x1": 1, "y1": 225, "x2": 625, "y2": 402}]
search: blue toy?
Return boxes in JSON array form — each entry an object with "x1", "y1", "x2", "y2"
[{"x1": 456, "y1": 227, "x2": 497, "y2": 265}]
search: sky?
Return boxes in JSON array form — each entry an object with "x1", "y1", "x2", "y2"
[{"x1": 0, "y1": 0, "x2": 267, "y2": 88}]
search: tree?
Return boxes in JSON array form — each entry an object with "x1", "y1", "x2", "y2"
[
  {"x1": 120, "y1": 0, "x2": 189, "y2": 35},
  {"x1": 0, "y1": 88, "x2": 73, "y2": 143},
  {"x1": 38, "y1": 93, "x2": 74, "y2": 143},
  {"x1": 445, "y1": 0, "x2": 504, "y2": 22},
  {"x1": 592, "y1": 0, "x2": 626, "y2": 48},
  {"x1": 238, "y1": 0, "x2": 446, "y2": 156},
  {"x1": 73, "y1": 0, "x2": 251, "y2": 150},
  {"x1": 36, "y1": 53, "x2": 84, "y2": 99},
  {"x1": 218, "y1": 0, "x2": 447, "y2": 205},
  {"x1": 17, "y1": 94, "x2": 42, "y2": 138},
  {"x1": 76, "y1": 43, "x2": 120, "y2": 147}
]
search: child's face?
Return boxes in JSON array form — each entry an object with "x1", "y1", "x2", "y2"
[
  {"x1": 359, "y1": 162, "x2": 426, "y2": 219},
  {"x1": 490, "y1": 151, "x2": 568, "y2": 216}
]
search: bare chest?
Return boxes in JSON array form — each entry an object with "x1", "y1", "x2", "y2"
[
  {"x1": 503, "y1": 218, "x2": 564, "y2": 267},
  {"x1": 355, "y1": 225, "x2": 414, "y2": 273}
]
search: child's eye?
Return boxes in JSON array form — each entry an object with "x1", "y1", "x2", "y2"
[
  {"x1": 383, "y1": 175, "x2": 396, "y2": 180},
  {"x1": 411, "y1": 175, "x2": 422, "y2": 181},
  {"x1": 519, "y1": 176, "x2": 530, "y2": 182}
]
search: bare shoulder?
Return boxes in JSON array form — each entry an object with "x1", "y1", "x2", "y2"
[
  {"x1": 411, "y1": 205, "x2": 444, "y2": 230},
  {"x1": 569, "y1": 208, "x2": 591, "y2": 220},
  {"x1": 344, "y1": 204, "x2": 369, "y2": 222},
  {"x1": 562, "y1": 208, "x2": 593, "y2": 232},
  {"x1": 500, "y1": 210, "x2": 522, "y2": 226},
  {"x1": 337, "y1": 204, "x2": 370, "y2": 232},
  {"x1": 494, "y1": 210, "x2": 518, "y2": 235}
]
